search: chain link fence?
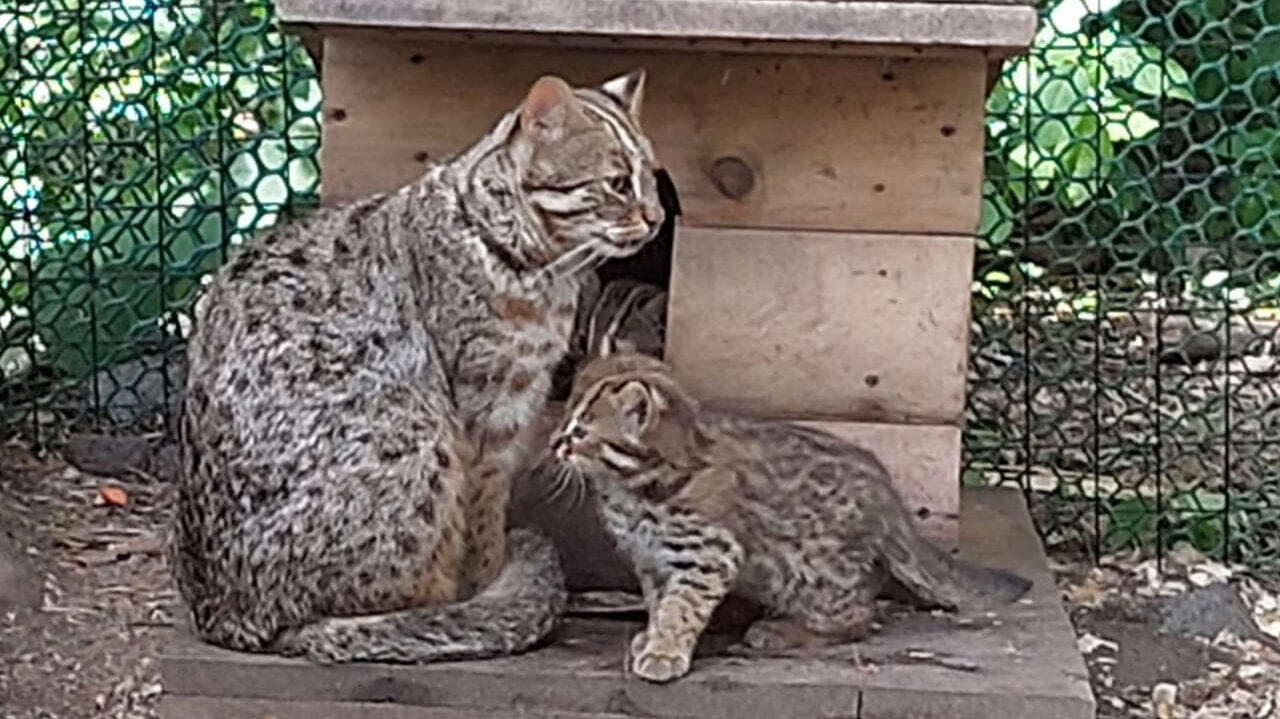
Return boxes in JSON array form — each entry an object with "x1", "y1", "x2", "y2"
[
  {"x1": 1, "y1": 0, "x2": 319, "y2": 436},
  {"x1": 3, "y1": 1, "x2": 1280, "y2": 568},
  {"x1": 969, "y1": 0, "x2": 1280, "y2": 569}
]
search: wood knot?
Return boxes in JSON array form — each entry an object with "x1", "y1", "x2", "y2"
[{"x1": 709, "y1": 156, "x2": 755, "y2": 200}]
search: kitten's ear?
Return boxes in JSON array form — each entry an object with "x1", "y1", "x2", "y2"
[
  {"x1": 520, "y1": 75, "x2": 590, "y2": 144},
  {"x1": 614, "y1": 380, "x2": 655, "y2": 433},
  {"x1": 598, "y1": 335, "x2": 638, "y2": 359},
  {"x1": 600, "y1": 68, "x2": 646, "y2": 119}
]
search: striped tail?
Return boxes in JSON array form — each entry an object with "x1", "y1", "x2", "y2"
[{"x1": 882, "y1": 520, "x2": 1032, "y2": 611}]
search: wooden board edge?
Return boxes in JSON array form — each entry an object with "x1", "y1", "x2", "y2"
[
  {"x1": 277, "y1": 0, "x2": 1038, "y2": 54},
  {"x1": 159, "y1": 695, "x2": 636, "y2": 719},
  {"x1": 287, "y1": 23, "x2": 1030, "y2": 61}
]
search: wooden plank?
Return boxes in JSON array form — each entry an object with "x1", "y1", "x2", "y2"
[
  {"x1": 666, "y1": 228, "x2": 974, "y2": 424},
  {"x1": 161, "y1": 621, "x2": 863, "y2": 718},
  {"x1": 510, "y1": 413, "x2": 959, "y2": 596},
  {"x1": 319, "y1": 38, "x2": 987, "y2": 234},
  {"x1": 279, "y1": 0, "x2": 1038, "y2": 54},
  {"x1": 160, "y1": 489, "x2": 1094, "y2": 719},
  {"x1": 160, "y1": 695, "x2": 631, "y2": 719},
  {"x1": 859, "y1": 487, "x2": 1096, "y2": 719}
]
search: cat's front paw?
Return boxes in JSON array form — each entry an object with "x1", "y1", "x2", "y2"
[
  {"x1": 628, "y1": 629, "x2": 649, "y2": 660},
  {"x1": 631, "y1": 639, "x2": 691, "y2": 683}
]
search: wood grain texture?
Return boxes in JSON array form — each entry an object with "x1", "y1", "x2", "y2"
[
  {"x1": 320, "y1": 38, "x2": 987, "y2": 234},
  {"x1": 666, "y1": 228, "x2": 974, "y2": 424},
  {"x1": 160, "y1": 489, "x2": 1094, "y2": 719},
  {"x1": 279, "y1": 0, "x2": 1038, "y2": 54}
]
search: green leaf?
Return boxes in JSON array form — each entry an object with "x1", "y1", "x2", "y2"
[
  {"x1": 986, "y1": 81, "x2": 1012, "y2": 115},
  {"x1": 1036, "y1": 77, "x2": 1082, "y2": 115},
  {"x1": 983, "y1": 270, "x2": 1012, "y2": 285},
  {"x1": 1104, "y1": 109, "x2": 1159, "y2": 142},
  {"x1": 1102, "y1": 45, "x2": 1144, "y2": 85},
  {"x1": 1033, "y1": 117, "x2": 1072, "y2": 155},
  {"x1": 1104, "y1": 497, "x2": 1158, "y2": 551},
  {"x1": 1064, "y1": 182, "x2": 1090, "y2": 208},
  {"x1": 978, "y1": 181, "x2": 1014, "y2": 249},
  {"x1": 1063, "y1": 141, "x2": 1099, "y2": 181},
  {"x1": 1236, "y1": 193, "x2": 1266, "y2": 229}
]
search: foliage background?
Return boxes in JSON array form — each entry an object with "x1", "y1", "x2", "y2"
[
  {"x1": 1, "y1": 0, "x2": 319, "y2": 428},
  {"x1": 971, "y1": 0, "x2": 1280, "y2": 567},
  {"x1": 3, "y1": 0, "x2": 1280, "y2": 566}
]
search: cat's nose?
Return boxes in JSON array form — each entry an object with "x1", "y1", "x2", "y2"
[{"x1": 641, "y1": 200, "x2": 663, "y2": 226}]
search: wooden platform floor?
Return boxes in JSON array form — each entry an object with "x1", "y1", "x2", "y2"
[{"x1": 159, "y1": 487, "x2": 1095, "y2": 718}]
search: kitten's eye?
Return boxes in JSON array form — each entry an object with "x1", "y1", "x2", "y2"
[{"x1": 608, "y1": 176, "x2": 630, "y2": 195}]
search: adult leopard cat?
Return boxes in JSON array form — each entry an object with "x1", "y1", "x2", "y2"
[{"x1": 170, "y1": 70, "x2": 665, "y2": 664}]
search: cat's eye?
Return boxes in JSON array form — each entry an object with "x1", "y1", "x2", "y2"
[{"x1": 608, "y1": 176, "x2": 630, "y2": 195}]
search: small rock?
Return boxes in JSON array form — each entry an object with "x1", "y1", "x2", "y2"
[
  {"x1": 1152, "y1": 682, "x2": 1178, "y2": 719},
  {"x1": 63, "y1": 433, "x2": 179, "y2": 482},
  {"x1": 1149, "y1": 583, "x2": 1273, "y2": 646},
  {"x1": 1090, "y1": 620, "x2": 1225, "y2": 687},
  {"x1": 1077, "y1": 632, "x2": 1118, "y2": 655}
]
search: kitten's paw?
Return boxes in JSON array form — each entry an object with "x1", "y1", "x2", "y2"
[
  {"x1": 742, "y1": 620, "x2": 796, "y2": 651},
  {"x1": 631, "y1": 644, "x2": 691, "y2": 683},
  {"x1": 628, "y1": 630, "x2": 649, "y2": 660}
]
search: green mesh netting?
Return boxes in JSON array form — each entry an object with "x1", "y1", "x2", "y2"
[
  {"x1": 1, "y1": 0, "x2": 319, "y2": 434},
  {"x1": 969, "y1": 0, "x2": 1280, "y2": 567},
  {"x1": 3, "y1": 0, "x2": 1279, "y2": 568}
]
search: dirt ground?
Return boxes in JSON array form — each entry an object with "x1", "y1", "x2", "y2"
[
  {"x1": 1, "y1": 441, "x2": 1278, "y2": 719},
  {"x1": 0, "y1": 443, "x2": 170, "y2": 719}
]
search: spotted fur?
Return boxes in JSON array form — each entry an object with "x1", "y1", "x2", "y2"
[
  {"x1": 550, "y1": 351, "x2": 1033, "y2": 682},
  {"x1": 170, "y1": 70, "x2": 665, "y2": 664}
]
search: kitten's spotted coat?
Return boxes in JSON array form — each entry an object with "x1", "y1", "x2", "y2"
[
  {"x1": 551, "y1": 350, "x2": 1032, "y2": 682},
  {"x1": 171, "y1": 71, "x2": 664, "y2": 664}
]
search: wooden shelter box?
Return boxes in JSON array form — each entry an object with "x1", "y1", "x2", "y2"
[{"x1": 280, "y1": 0, "x2": 1039, "y2": 554}]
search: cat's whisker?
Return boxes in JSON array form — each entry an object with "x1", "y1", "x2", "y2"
[
  {"x1": 556, "y1": 467, "x2": 575, "y2": 503},
  {"x1": 569, "y1": 469, "x2": 588, "y2": 509},
  {"x1": 542, "y1": 465, "x2": 567, "y2": 502},
  {"x1": 541, "y1": 240, "x2": 599, "y2": 279},
  {"x1": 544, "y1": 464, "x2": 581, "y2": 505},
  {"x1": 558, "y1": 246, "x2": 606, "y2": 280}
]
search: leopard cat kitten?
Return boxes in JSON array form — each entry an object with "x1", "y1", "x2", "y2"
[
  {"x1": 550, "y1": 350, "x2": 1032, "y2": 682},
  {"x1": 170, "y1": 70, "x2": 665, "y2": 664},
  {"x1": 551, "y1": 276, "x2": 668, "y2": 398}
]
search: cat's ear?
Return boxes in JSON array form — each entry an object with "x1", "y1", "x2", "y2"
[
  {"x1": 600, "y1": 68, "x2": 646, "y2": 119},
  {"x1": 598, "y1": 334, "x2": 638, "y2": 359},
  {"x1": 519, "y1": 75, "x2": 591, "y2": 144},
  {"x1": 614, "y1": 380, "x2": 656, "y2": 433}
]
